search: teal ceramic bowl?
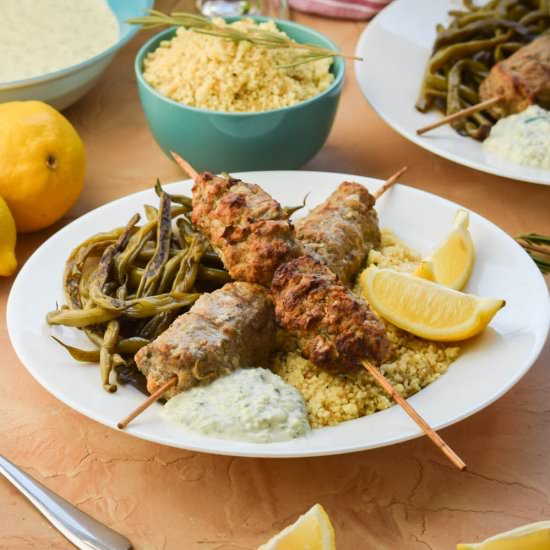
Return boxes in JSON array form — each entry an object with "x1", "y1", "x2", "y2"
[
  {"x1": 135, "y1": 18, "x2": 345, "y2": 173},
  {"x1": 0, "y1": 0, "x2": 153, "y2": 110}
]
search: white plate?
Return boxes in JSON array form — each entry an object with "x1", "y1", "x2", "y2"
[
  {"x1": 355, "y1": 0, "x2": 550, "y2": 185},
  {"x1": 7, "y1": 171, "x2": 550, "y2": 457}
]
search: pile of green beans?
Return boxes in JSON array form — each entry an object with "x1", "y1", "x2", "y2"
[
  {"x1": 46, "y1": 182, "x2": 231, "y2": 393},
  {"x1": 416, "y1": 0, "x2": 550, "y2": 139}
]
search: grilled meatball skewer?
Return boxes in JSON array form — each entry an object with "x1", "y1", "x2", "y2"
[
  {"x1": 118, "y1": 282, "x2": 276, "y2": 428},
  {"x1": 271, "y1": 255, "x2": 465, "y2": 470},
  {"x1": 296, "y1": 166, "x2": 406, "y2": 286},
  {"x1": 191, "y1": 169, "x2": 304, "y2": 286}
]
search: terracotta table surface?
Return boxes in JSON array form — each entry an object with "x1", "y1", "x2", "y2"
[{"x1": 1, "y1": 5, "x2": 550, "y2": 550}]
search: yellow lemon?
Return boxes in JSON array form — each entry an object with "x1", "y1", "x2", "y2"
[
  {"x1": 258, "y1": 504, "x2": 336, "y2": 550},
  {"x1": 0, "y1": 195, "x2": 17, "y2": 276},
  {"x1": 415, "y1": 209, "x2": 475, "y2": 290},
  {"x1": 0, "y1": 101, "x2": 85, "y2": 233},
  {"x1": 457, "y1": 520, "x2": 550, "y2": 550},
  {"x1": 359, "y1": 267, "x2": 504, "y2": 341}
]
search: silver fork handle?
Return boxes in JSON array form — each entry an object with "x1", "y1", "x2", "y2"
[{"x1": 0, "y1": 455, "x2": 132, "y2": 550}]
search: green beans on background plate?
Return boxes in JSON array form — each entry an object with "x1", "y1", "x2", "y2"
[
  {"x1": 46, "y1": 183, "x2": 230, "y2": 393},
  {"x1": 416, "y1": 0, "x2": 550, "y2": 139}
]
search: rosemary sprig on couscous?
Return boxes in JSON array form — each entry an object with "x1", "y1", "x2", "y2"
[{"x1": 128, "y1": 9, "x2": 361, "y2": 68}]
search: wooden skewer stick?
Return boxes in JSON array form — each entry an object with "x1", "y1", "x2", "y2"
[
  {"x1": 171, "y1": 151, "x2": 199, "y2": 180},
  {"x1": 117, "y1": 376, "x2": 178, "y2": 430},
  {"x1": 171, "y1": 150, "x2": 406, "y2": 203},
  {"x1": 416, "y1": 95, "x2": 503, "y2": 136},
  {"x1": 374, "y1": 166, "x2": 407, "y2": 200},
  {"x1": 361, "y1": 360, "x2": 466, "y2": 471}
]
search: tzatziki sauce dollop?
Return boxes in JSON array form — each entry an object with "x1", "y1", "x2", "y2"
[
  {"x1": 161, "y1": 368, "x2": 311, "y2": 443},
  {"x1": 483, "y1": 105, "x2": 550, "y2": 169}
]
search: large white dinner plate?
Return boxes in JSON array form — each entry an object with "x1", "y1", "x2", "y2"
[
  {"x1": 7, "y1": 171, "x2": 550, "y2": 457},
  {"x1": 355, "y1": 0, "x2": 550, "y2": 185}
]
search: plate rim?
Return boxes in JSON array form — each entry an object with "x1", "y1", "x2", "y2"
[
  {"x1": 354, "y1": 0, "x2": 550, "y2": 186},
  {"x1": 7, "y1": 170, "x2": 550, "y2": 457}
]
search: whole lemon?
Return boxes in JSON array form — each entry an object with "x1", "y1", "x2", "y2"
[
  {"x1": 0, "y1": 195, "x2": 17, "y2": 276},
  {"x1": 0, "y1": 101, "x2": 85, "y2": 233}
]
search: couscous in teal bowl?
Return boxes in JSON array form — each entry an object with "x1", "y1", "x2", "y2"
[{"x1": 135, "y1": 17, "x2": 345, "y2": 173}]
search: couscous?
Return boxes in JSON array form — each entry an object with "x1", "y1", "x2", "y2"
[
  {"x1": 271, "y1": 230, "x2": 460, "y2": 428},
  {"x1": 142, "y1": 18, "x2": 334, "y2": 112}
]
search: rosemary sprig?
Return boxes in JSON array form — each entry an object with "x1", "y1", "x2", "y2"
[
  {"x1": 128, "y1": 9, "x2": 362, "y2": 68},
  {"x1": 516, "y1": 233, "x2": 550, "y2": 274}
]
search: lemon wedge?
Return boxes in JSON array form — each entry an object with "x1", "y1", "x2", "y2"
[
  {"x1": 359, "y1": 267, "x2": 504, "y2": 341},
  {"x1": 457, "y1": 520, "x2": 550, "y2": 549},
  {"x1": 258, "y1": 504, "x2": 336, "y2": 550},
  {"x1": 415, "y1": 209, "x2": 475, "y2": 290}
]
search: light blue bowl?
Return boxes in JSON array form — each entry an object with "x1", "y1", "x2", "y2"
[
  {"x1": 0, "y1": 0, "x2": 154, "y2": 110},
  {"x1": 135, "y1": 18, "x2": 345, "y2": 173}
]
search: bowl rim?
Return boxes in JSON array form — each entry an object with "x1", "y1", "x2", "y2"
[
  {"x1": 0, "y1": 0, "x2": 154, "y2": 91},
  {"x1": 134, "y1": 16, "x2": 346, "y2": 117}
]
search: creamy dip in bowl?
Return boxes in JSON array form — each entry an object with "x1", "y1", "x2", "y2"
[
  {"x1": 1, "y1": 0, "x2": 119, "y2": 83},
  {"x1": 483, "y1": 105, "x2": 550, "y2": 170},
  {"x1": 0, "y1": 0, "x2": 153, "y2": 110},
  {"x1": 161, "y1": 368, "x2": 311, "y2": 443}
]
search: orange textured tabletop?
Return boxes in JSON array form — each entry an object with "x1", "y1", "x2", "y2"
[{"x1": 1, "y1": 2, "x2": 550, "y2": 549}]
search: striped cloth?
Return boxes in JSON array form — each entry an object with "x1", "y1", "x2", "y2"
[{"x1": 289, "y1": 0, "x2": 392, "y2": 20}]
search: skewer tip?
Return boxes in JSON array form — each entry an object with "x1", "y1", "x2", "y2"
[
  {"x1": 170, "y1": 151, "x2": 199, "y2": 180},
  {"x1": 374, "y1": 166, "x2": 408, "y2": 200},
  {"x1": 361, "y1": 359, "x2": 466, "y2": 471},
  {"x1": 117, "y1": 376, "x2": 178, "y2": 430},
  {"x1": 416, "y1": 95, "x2": 503, "y2": 136}
]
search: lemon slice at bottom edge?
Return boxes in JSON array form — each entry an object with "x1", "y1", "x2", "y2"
[
  {"x1": 457, "y1": 520, "x2": 550, "y2": 549},
  {"x1": 359, "y1": 267, "x2": 504, "y2": 341},
  {"x1": 258, "y1": 503, "x2": 336, "y2": 550}
]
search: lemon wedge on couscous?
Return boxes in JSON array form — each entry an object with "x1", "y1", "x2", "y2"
[
  {"x1": 415, "y1": 209, "x2": 475, "y2": 290},
  {"x1": 457, "y1": 520, "x2": 550, "y2": 550},
  {"x1": 258, "y1": 504, "x2": 336, "y2": 550},
  {"x1": 359, "y1": 267, "x2": 504, "y2": 341}
]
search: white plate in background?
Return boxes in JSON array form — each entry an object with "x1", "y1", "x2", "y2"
[{"x1": 355, "y1": 0, "x2": 550, "y2": 185}]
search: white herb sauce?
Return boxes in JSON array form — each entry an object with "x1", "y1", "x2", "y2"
[
  {"x1": 483, "y1": 105, "x2": 550, "y2": 170},
  {"x1": 161, "y1": 368, "x2": 311, "y2": 443},
  {"x1": 1, "y1": 0, "x2": 119, "y2": 83}
]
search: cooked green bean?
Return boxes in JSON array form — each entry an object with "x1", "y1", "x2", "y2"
[
  {"x1": 433, "y1": 18, "x2": 531, "y2": 52},
  {"x1": 100, "y1": 320, "x2": 119, "y2": 392},
  {"x1": 144, "y1": 204, "x2": 158, "y2": 221},
  {"x1": 284, "y1": 194, "x2": 308, "y2": 218},
  {"x1": 197, "y1": 265, "x2": 232, "y2": 283},
  {"x1": 51, "y1": 336, "x2": 151, "y2": 363},
  {"x1": 136, "y1": 192, "x2": 172, "y2": 297},
  {"x1": 47, "y1": 306, "x2": 121, "y2": 327},
  {"x1": 137, "y1": 245, "x2": 182, "y2": 262},
  {"x1": 154, "y1": 178, "x2": 192, "y2": 209},
  {"x1": 172, "y1": 237, "x2": 203, "y2": 293}
]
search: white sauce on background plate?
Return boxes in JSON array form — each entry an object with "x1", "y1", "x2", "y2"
[
  {"x1": 1, "y1": 0, "x2": 119, "y2": 83},
  {"x1": 161, "y1": 368, "x2": 311, "y2": 443},
  {"x1": 483, "y1": 105, "x2": 550, "y2": 170}
]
